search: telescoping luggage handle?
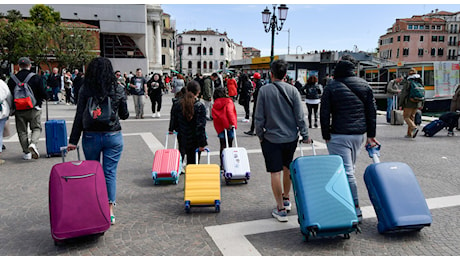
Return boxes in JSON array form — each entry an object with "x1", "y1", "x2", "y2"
[
  {"x1": 224, "y1": 126, "x2": 238, "y2": 148},
  {"x1": 60, "y1": 146, "x2": 81, "y2": 163},
  {"x1": 366, "y1": 143, "x2": 381, "y2": 163},
  {"x1": 165, "y1": 131, "x2": 178, "y2": 149},
  {"x1": 298, "y1": 139, "x2": 316, "y2": 157},
  {"x1": 194, "y1": 148, "x2": 210, "y2": 165}
]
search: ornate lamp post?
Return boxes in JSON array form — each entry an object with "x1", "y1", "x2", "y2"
[
  {"x1": 262, "y1": 4, "x2": 289, "y2": 67},
  {"x1": 177, "y1": 35, "x2": 184, "y2": 74}
]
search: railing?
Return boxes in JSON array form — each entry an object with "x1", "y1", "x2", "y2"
[{"x1": 368, "y1": 82, "x2": 388, "y2": 96}]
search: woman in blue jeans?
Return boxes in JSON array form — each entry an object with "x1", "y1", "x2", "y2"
[{"x1": 68, "y1": 57, "x2": 129, "y2": 225}]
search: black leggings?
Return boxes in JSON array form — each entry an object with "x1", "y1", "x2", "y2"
[
  {"x1": 306, "y1": 103, "x2": 319, "y2": 126},
  {"x1": 150, "y1": 94, "x2": 162, "y2": 113}
]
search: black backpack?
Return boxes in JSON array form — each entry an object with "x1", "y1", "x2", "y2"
[
  {"x1": 82, "y1": 87, "x2": 115, "y2": 129},
  {"x1": 305, "y1": 84, "x2": 321, "y2": 99}
]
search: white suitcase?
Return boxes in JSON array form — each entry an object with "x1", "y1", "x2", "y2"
[{"x1": 221, "y1": 128, "x2": 251, "y2": 184}]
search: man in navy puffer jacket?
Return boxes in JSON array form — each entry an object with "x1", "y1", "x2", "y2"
[{"x1": 320, "y1": 54, "x2": 379, "y2": 223}]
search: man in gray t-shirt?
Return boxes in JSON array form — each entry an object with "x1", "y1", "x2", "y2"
[{"x1": 255, "y1": 59, "x2": 311, "y2": 222}]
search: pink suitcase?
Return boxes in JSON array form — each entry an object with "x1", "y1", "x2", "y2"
[
  {"x1": 152, "y1": 132, "x2": 182, "y2": 185},
  {"x1": 49, "y1": 147, "x2": 110, "y2": 244}
]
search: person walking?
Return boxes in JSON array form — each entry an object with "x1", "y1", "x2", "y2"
[
  {"x1": 172, "y1": 74, "x2": 185, "y2": 94},
  {"x1": 47, "y1": 67, "x2": 61, "y2": 104},
  {"x1": 244, "y1": 72, "x2": 263, "y2": 136},
  {"x1": 7, "y1": 57, "x2": 47, "y2": 160},
  {"x1": 129, "y1": 68, "x2": 148, "y2": 119},
  {"x1": 68, "y1": 57, "x2": 129, "y2": 225},
  {"x1": 169, "y1": 81, "x2": 207, "y2": 166},
  {"x1": 238, "y1": 74, "x2": 253, "y2": 123},
  {"x1": 301, "y1": 75, "x2": 323, "y2": 128},
  {"x1": 211, "y1": 87, "x2": 238, "y2": 170},
  {"x1": 399, "y1": 68, "x2": 425, "y2": 138},
  {"x1": 320, "y1": 54, "x2": 379, "y2": 223},
  {"x1": 147, "y1": 73, "x2": 164, "y2": 118},
  {"x1": 64, "y1": 71, "x2": 73, "y2": 105},
  {"x1": 385, "y1": 74, "x2": 402, "y2": 123},
  {"x1": 255, "y1": 59, "x2": 311, "y2": 222},
  {"x1": 226, "y1": 74, "x2": 238, "y2": 101},
  {"x1": 0, "y1": 79, "x2": 13, "y2": 165},
  {"x1": 202, "y1": 74, "x2": 214, "y2": 121}
]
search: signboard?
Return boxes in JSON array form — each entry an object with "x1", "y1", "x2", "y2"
[
  {"x1": 434, "y1": 62, "x2": 460, "y2": 97},
  {"x1": 297, "y1": 69, "x2": 307, "y2": 85}
]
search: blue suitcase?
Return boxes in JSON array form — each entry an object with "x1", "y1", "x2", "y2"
[
  {"x1": 364, "y1": 145, "x2": 432, "y2": 234},
  {"x1": 290, "y1": 142, "x2": 360, "y2": 241},
  {"x1": 422, "y1": 119, "x2": 446, "y2": 137},
  {"x1": 45, "y1": 120, "x2": 68, "y2": 157}
]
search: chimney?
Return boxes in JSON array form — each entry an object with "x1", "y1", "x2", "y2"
[{"x1": 435, "y1": 9, "x2": 438, "y2": 13}]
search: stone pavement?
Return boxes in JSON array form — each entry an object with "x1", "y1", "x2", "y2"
[{"x1": 0, "y1": 91, "x2": 459, "y2": 256}]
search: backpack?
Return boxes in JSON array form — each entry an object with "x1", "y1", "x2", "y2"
[
  {"x1": 409, "y1": 79, "x2": 425, "y2": 102},
  {"x1": 82, "y1": 89, "x2": 114, "y2": 129},
  {"x1": 10, "y1": 73, "x2": 37, "y2": 110},
  {"x1": 306, "y1": 84, "x2": 320, "y2": 99}
]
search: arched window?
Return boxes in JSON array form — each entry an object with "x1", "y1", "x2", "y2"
[
  {"x1": 203, "y1": 61, "x2": 207, "y2": 69},
  {"x1": 197, "y1": 61, "x2": 201, "y2": 70},
  {"x1": 209, "y1": 47, "x2": 213, "y2": 55},
  {"x1": 220, "y1": 48, "x2": 224, "y2": 55},
  {"x1": 197, "y1": 47, "x2": 201, "y2": 55},
  {"x1": 203, "y1": 47, "x2": 207, "y2": 55},
  {"x1": 188, "y1": 61, "x2": 192, "y2": 69},
  {"x1": 220, "y1": 62, "x2": 224, "y2": 69},
  {"x1": 209, "y1": 61, "x2": 213, "y2": 70},
  {"x1": 188, "y1": 47, "x2": 192, "y2": 55}
]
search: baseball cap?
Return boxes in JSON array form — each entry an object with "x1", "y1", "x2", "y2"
[{"x1": 18, "y1": 57, "x2": 31, "y2": 66}]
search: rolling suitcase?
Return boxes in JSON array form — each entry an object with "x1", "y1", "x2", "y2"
[
  {"x1": 49, "y1": 147, "x2": 110, "y2": 244},
  {"x1": 390, "y1": 96, "x2": 404, "y2": 125},
  {"x1": 45, "y1": 120, "x2": 68, "y2": 157},
  {"x1": 290, "y1": 141, "x2": 360, "y2": 241},
  {"x1": 184, "y1": 148, "x2": 221, "y2": 213},
  {"x1": 45, "y1": 100, "x2": 68, "y2": 157},
  {"x1": 422, "y1": 119, "x2": 446, "y2": 137},
  {"x1": 152, "y1": 132, "x2": 182, "y2": 185},
  {"x1": 221, "y1": 128, "x2": 250, "y2": 184},
  {"x1": 363, "y1": 144, "x2": 432, "y2": 234}
]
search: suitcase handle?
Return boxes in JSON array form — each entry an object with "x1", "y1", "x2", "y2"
[
  {"x1": 195, "y1": 148, "x2": 210, "y2": 164},
  {"x1": 366, "y1": 143, "x2": 381, "y2": 163},
  {"x1": 165, "y1": 131, "x2": 178, "y2": 149},
  {"x1": 224, "y1": 126, "x2": 237, "y2": 148},
  {"x1": 60, "y1": 146, "x2": 81, "y2": 163},
  {"x1": 298, "y1": 139, "x2": 315, "y2": 157}
]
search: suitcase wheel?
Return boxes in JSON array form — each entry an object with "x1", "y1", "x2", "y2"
[
  {"x1": 343, "y1": 233, "x2": 351, "y2": 239},
  {"x1": 185, "y1": 201, "x2": 191, "y2": 213},
  {"x1": 214, "y1": 200, "x2": 221, "y2": 213}
]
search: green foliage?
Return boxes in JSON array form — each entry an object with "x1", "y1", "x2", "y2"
[{"x1": 29, "y1": 4, "x2": 60, "y2": 27}]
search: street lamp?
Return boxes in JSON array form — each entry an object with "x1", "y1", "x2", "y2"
[
  {"x1": 177, "y1": 35, "x2": 184, "y2": 74},
  {"x1": 262, "y1": 4, "x2": 288, "y2": 68}
]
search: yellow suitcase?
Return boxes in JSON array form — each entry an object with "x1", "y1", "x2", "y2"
[{"x1": 184, "y1": 148, "x2": 221, "y2": 213}]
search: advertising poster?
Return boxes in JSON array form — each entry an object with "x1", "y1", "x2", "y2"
[{"x1": 434, "y1": 62, "x2": 460, "y2": 97}]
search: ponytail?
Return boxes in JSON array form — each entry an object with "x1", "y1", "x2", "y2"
[{"x1": 180, "y1": 81, "x2": 200, "y2": 121}]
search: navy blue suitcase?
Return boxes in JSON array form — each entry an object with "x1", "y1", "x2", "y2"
[
  {"x1": 422, "y1": 119, "x2": 446, "y2": 137},
  {"x1": 290, "y1": 142, "x2": 360, "y2": 241},
  {"x1": 45, "y1": 120, "x2": 68, "y2": 157},
  {"x1": 363, "y1": 145, "x2": 432, "y2": 234}
]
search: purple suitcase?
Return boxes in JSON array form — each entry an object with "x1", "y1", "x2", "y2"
[{"x1": 49, "y1": 147, "x2": 110, "y2": 243}]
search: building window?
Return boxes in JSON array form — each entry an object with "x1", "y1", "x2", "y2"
[
  {"x1": 197, "y1": 47, "x2": 201, "y2": 55},
  {"x1": 197, "y1": 61, "x2": 201, "y2": 70},
  {"x1": 220, "y1": 48, "x2": 224, "y2": 55},
  {"x1": 397, "y1": 36, "x2": 401, "y2": 42},
  {"x1": 396, "y1": 48, "x2": 400, "y2": 58},
  {"x1": 432, "y1": 36, "x2": 437, "y2": 42},
  {"x1": 191, "y1": 37, "x2": 196, "y2": 41},
  {"x1": 439, "y1": 36, "x2": 445, "y2": 42},
  {"x1": 418, "y1": 48, "x2": 424, "y2": 56},
  {"x1": 188, "y1": 46, "x2": 192, "y2": 55},
  {"x1": 437, "y1": 25, "x2": 441, "y2": 30},
  {"x1": 403, "y1": 48, "x2": 409, "y2": 56},
  {"x1": 209, "y1": 47, "x2": 213, "y2": 55},
  {"x1": 162, "y1": 54, "x2": 166, "y2": 65},
  {"x1": 220, "y1": 62, "x2": 224, "y2": 69},
  {"x1": 403, "y1": 35, "x2": 410, "y2": 42},
  {"x1": 209, "y1": 61, "x2": 213, "y2": 70},
  {"x1": 431, "y1": 48, "x2": 436, "y2": 56},
  {"x1": 203, "y1": 47, "x2": 207, "y2": 55},
  {"x1": 188, "y1": 61, "x2": 192, "y2": 69},
  {"x1": 408, "y1": 25, "x2": 413, "y2": 30},
  {"x1": 219, "y1": 38, "x2": 225, "y2": 42},
  {"x1": 438, "y1": 48, "x2": 444, "y2": 56},
  {"x1": 420, "y1": 35, "x2": 424, "y2": 42},
  {"x1": 203, "y1": 61, "x2": 207, "y2": 69},
  {"x1": 413, "y1": 25, "x2": 418, "y2": 30},
  {"x1": 161, "y1": 39, "x2": 167, "y2": 48}
]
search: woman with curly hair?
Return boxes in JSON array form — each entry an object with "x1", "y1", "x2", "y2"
[{"x1": 68, "y1": 57, "x2": 129, "y2": 225}]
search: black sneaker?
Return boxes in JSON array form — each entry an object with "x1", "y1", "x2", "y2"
[{"x1": 244, "y1": 131, "x2": 255, "y2": 136}]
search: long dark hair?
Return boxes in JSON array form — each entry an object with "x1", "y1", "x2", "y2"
[
  {"x1": 180, "y1": 81, "x2": 200, "y2": 121},
  {"x1": 84, "y1": 57, "x2": 117, "y2": 96}
]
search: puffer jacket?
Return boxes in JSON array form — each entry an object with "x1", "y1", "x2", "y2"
[
  {"x1": 69, "y1": 83, "x2": 129, "y2": 145},
  {"x1": 320, "y1": 60, "x2": 377, "y2": 140},
  {"x1": 211, "y1": 97, "x2": 237, "y2": 135}
]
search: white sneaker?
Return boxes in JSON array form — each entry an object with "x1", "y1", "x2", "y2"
[
  {"x1": 152, "y1": 114, "x2": 156, "y2": 118},
  {"x1": 23, "y1": 153, "x2": 32, "y2": 160},
  {"x1": 157, "y1": 112, "x2": 160, "y2": 118},
  {"x1": 242, "y1": 118, "x2": 250, "y2": 123},
  {"x1": 28, "y1": 143, "x2": 40, "y2": 159}
]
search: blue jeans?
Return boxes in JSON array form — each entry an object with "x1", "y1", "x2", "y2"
[
  {"x1": 326, "y1": 134, "x2": 365, "y2": 207},
  {"x1": 386, "y1": 97, "x2": 394, "y2": 123},
  {"x1": 0, "y1": 117, "x2": 7, "y2": 153},
  {"x1": 82, "y1": 131, "x2": 124, "y2": 205}
]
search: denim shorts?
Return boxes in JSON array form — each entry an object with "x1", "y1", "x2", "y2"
[{"x1": 261, "y1": 138, "x2": 298, "y2": 173}]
